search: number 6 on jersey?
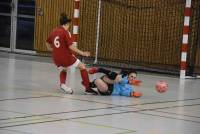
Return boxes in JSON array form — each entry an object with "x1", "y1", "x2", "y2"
[{"x1": 54, "y1": 36, "x2": 60, "y2": 48}]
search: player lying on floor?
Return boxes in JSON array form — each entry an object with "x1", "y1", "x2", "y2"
[{"x1": 88, "y1": 67, "x2": 142, "y2": 97}]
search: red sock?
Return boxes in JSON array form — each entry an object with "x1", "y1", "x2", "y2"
[
  {"x1": 60, "y1": 71, "x2": 67, "y2": 85},
  {"x1": 80, "y1": 69, "x2": 90, "y2": 90}
]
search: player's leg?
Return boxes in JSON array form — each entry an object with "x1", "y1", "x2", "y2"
[
  {"x1": 89, "y1": 67, "x2": 119, "y2": 80},
  {"x1": 100, "y1": 74, "x2": 122, "y2": 84},
  {"x1": 73, "y1": 59, "x2": 98, "y2": 95},
  {"x1": 60, "y1": 70, "x2": 67, "y2": 84},
  {"x1": 94, "y1": 79, "x2": 108, "y2": 92},
  {"x1": 93, "y1": 78, "x2": 113, "y2": 95},
  {"x1": 57, "y1": 66, "x2": 73, "y2": 94},
  {"x1": 101, "y1": 75, "x2": 115, "y2": 84}
]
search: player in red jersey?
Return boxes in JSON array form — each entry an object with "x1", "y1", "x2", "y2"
[{"x1": 46, "y1": 13, "x2": 97, "y2": 94}]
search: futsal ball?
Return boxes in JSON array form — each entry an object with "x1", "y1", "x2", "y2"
[{"x1": 155, "y1": 81, "x2": 168, "y2": 93}]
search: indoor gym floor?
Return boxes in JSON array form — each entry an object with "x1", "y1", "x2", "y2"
[{"x1": 0, "y1": 52, "x2": 200, "y2": 134}]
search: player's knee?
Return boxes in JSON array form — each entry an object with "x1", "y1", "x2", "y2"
[
  {"x1": 58, "y1": 66, "x2": 67, "y2": 72},
  {"x1": 78, "y1": 63, "x2": 86, "y2": 70},
  {"x1": 101, "y1": 85, "x2": 108, "y2": 91},
  {"x1": 94, "y1": 79, "x2": 102, "y2": 85},
  {"x1": 95, "y1": 79, "x2": 108, "y2": 91},
  {"x1": 100, "y1": 85, "x2": 108, "y2": 92},
  {"x1": 109, "y1": 72, "x2": 118, "y2": 80}
]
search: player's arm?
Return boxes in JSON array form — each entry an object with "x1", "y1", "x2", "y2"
[
  {"x1": 121, "y1": 86, "x2": 142, "y2": 97},
  {"x1": 69, "y1": 44, "x2": 90, "y2": 57},
  {"x1": 121, "y1": 90, "x2": 132, "y2": 97},
  {"x1": 46, "y1": 33, "x2": 53, "y2": 51},
  {"x1": 46, "y1": 42, "x2": 53, "y2": 51},
  {"x1": 102, "y1": 75, "x2": 115, "y2": 84}
]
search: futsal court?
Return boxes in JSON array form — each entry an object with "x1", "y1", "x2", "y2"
[
  {"x1": 0, "y1": 52, "x2": 200, "y2": 134},
  {"x1": 0, "y1": 0, "x2": 200, "y2": 134}
]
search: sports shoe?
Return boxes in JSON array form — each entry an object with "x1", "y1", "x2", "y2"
[
  {"x1": 60, "y1": 84, "x2": 73, "y2": 94},
  {"x1": 85, "y1": 88, "x2": 99, "y2": 95},
  {"x1": 88, "y1": 67, "x2": 99, "y2": 74},
  {"x1": 131, "y1": 91, "x2": 142, "y2": 98}
]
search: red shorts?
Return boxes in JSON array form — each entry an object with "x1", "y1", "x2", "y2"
[{"x1": 53, "y1": 55, "x2": 77, "y2": 67}]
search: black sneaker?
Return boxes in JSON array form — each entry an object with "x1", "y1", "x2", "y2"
[{"x1": 85, "y1": 88, "x2": 99, "y2": 95}]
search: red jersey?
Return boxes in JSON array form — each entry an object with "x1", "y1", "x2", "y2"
[{"x1": 46, "y1": 26, "x2": 76, "y2": 67}]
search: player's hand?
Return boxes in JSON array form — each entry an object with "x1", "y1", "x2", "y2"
[
  {"x1": 82, "y1": 51, "x2": 90, "y2": 57},
  {"x1": 131, "y1": 91, "x2": 142, "y2": 98},
  {"x1": 129, "y1": 79, "x2": 142, "y2": 86}
]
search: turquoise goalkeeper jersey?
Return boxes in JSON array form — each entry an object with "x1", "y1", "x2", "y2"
[{"x1": 112, "y1": 76, "x2": 133, "y2": 97}]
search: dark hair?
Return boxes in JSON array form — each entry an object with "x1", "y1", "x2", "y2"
[
  {"x1": 60, "y1": 13, "x2": 71, "y2": 25},
  {"x1": 121, "y1": 69, "x2": 137, "y2": 77}
]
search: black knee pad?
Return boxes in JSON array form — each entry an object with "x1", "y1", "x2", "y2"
[{"x1": 107, "y1": 72, "x2": 118, "y2": 80}]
